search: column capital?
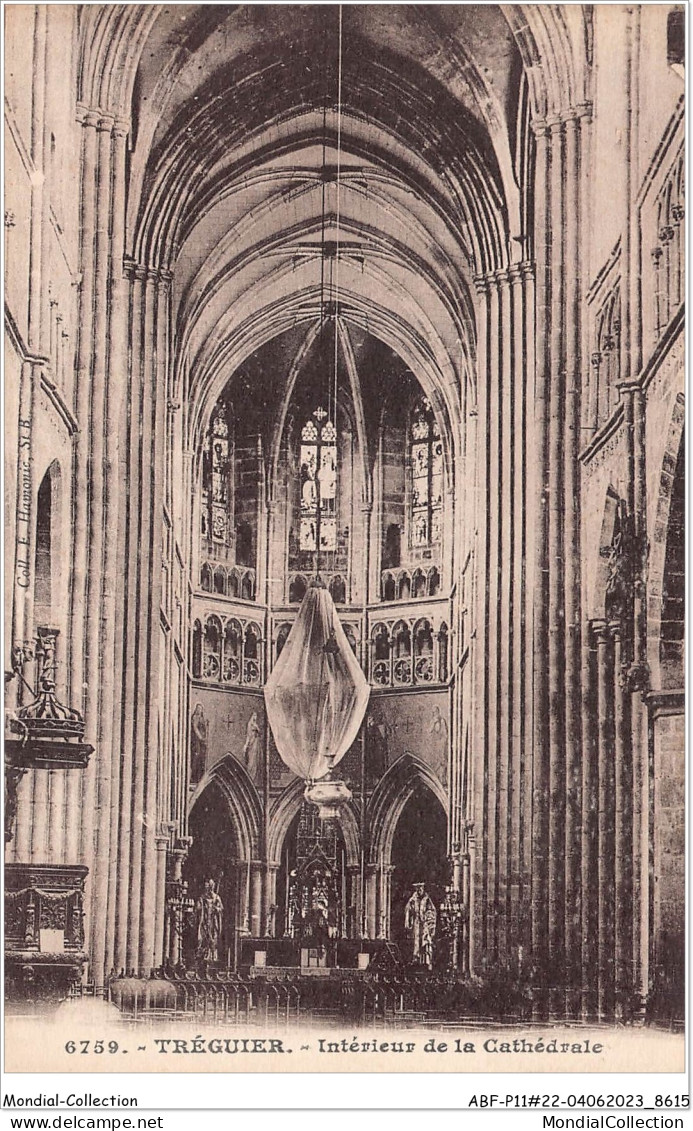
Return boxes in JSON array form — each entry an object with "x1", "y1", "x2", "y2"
[
  {"x1": 508, "y1": 260, "x2": 534, "y2": 284},
  {"x1": 112, "y1": 116, "x2": 131, "y2": 140},
  {"x1": 591, "y1": 618, "x2": 611, "y2": 644},
  {"x1": 473, "y1": 267, "x2": 509, "y2": 293},
  {"x1": 546, "y1": 115, "x2": 565, "y2": 137},
  {"x1": 616, "y1": 379, "x2": 643, "y2": 398},
  {"x1": 608, "y1": 619, "x2": 623, "y2": 641},
  {"x1": 76, "y1": 104, "x2": 101, "y2": 130}
]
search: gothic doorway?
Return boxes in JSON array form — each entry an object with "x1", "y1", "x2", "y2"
[
  {"x1": 390, "y1": 784, "x2": 448, "y2": 956},
  {"x1": 185, "y1": 783, "x2": 239, "y2": 969}
]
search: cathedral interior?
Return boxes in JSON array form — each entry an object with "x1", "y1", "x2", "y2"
[{"x1": 3, "y1": 4, "x2": 685, "y2": 1025}]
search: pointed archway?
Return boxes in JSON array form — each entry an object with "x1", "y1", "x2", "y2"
[
  {"x1": 366, "y1": 753, "x2": 449, "y2": 941},
  {"x1": 185, "y1": 755, "x2": 263, "y2": 966}
]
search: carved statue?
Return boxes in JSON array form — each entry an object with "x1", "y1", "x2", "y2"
[
  {"x1": 439, "y1": 884, "x2": 463, "y2": 970},
  {"x1": 242, "y1": 711, "x2": 263, "y2": 781},
  {"x1": 190, "y1": 703, "x2": 208, "y2": 785},
  {"x1": 404, "y1": 881, "x2": 437, "y2": 969},
  {"x1": 195, "y1": 878, "x2": 223, "y2": 965},
  {"x1": 605, "y1": 502, "x2": 633, "y2": 622},
  {"x1": 285, "y1": 870, "x2": 300, "y2": 938}
]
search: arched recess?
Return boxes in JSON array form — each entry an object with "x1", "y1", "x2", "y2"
[
  {"x1": 647, "y1": 395, "x2": 685, "y2": 688},
  {"x1": 188, "y1": 754, "x2": 263, "y2": 862},
  {"x1": 267, "y1": 777, "x2": 360, "y2": 868},
  {"x1": 368, "y1": 752, "x2": 449, "y2": 866},
  {"x1": 33, "y1": 459, "x2": 62, "y2": 629},
  {"x1": 584, "y1": 485, "x2": 624, "y2": 623}
]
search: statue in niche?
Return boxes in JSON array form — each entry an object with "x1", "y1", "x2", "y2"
[
  {"x1": 285, "y1": 870, "x2": 300, "y2": 938},
  {"x1": 404, "y1": 881, "x2": 437, "y2": 969},
  {"x1": 242, "y1": 711, "x2": 263, "y2": 782},
  {"x1": 195, "y1": 878, "x2": 223, "y2": 965},
  {"x1": 605, "y1": 500, "x2": 633, "y2": 622},
  {"x1": 190, "y1": 703, "x2": 208, "y2": 785}
]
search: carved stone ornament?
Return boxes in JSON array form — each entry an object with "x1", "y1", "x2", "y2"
[
  {"x1": 5, "y1": 630, "x2": 93, "y2": 772},
  {"x1": 604, "y1": 502, "x2": 633, "y2": 623},
  {"x1": 619, "y1": 661, "x2": 651, "y2": 694}
]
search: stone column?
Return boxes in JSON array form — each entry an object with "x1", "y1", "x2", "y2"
[
  {"x1": 346, "y1": 864, "x2": 361, "y2": 939},
  {"x1": 562, "y1": 113, "x2": 584, "y2": 1004},
  {"x1": 593, "y1": 619, "x2": 615, "y2": 1019},
  {"x1": 377, "y1": 864, "x2": 394, "y2": 940},
  {"x1": 612, "y1": 621, "x2": 633, "y2": 1016},
  {"x1": 528, "y1": 106, "x2": 590, "y2": 994},
  {"x1": 112, "y1": 263, "x2": 142, "y2": 972},
  {"x1": 530, "y1": 120, "x2": 551, "y2": 969},
  {"x1": 154, "y1": 834, "x2": 170, "y2": 973},
  {"x1": 250, "y1": 862, "x2": 263, "y2": 937},
  {"x1": 580, "y1": 625, "x2": 599, "y2": 1019},
  {"x1": 263, "y1": 863, "x2": 280, "y2": 937},
  {"x1": 140, "y1": 271, "x2": 171, "y2": 977},
  {"x1": 91, "y1": 116, "x2": 131, "y2": 988},
  {"x1": 364, "y1": 863, "x2": 378, "y2": 939}
]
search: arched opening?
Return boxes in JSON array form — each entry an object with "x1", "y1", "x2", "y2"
[
  {"x1": 660, "y1": 430, "x2": 684, "y2": 689},
  {"x1": 277, "y1": 802, "x2": 347, "y2": 943},
  {"x1": 382, "y1": 523, "x2": 401, "y2": 571},
  {"x1": 276, "y1": 622, "x2": 291, "y2": 659},
  {"x1": 289, "y1": 574, "x2": 307, "y2": 604},
  {"x1": 389, "y1": 783, "x2": 447, "y2": 956},
  {"x1": 213, "y1": 566, "x2": 226, "y2": 595},
  {"x1": 381, "y1": 572, "x2": 396, "y2": 602},
  {"x1": 185, "y1": 782, "x2": 240, "y2": 969},
  {"x1": 236, "y1": 520, "x2": 253, "y2": 568},
  {"x1": 329, "y1": 574, "x2": 346, "y2": 605},
  {"x1": 191, "y1": 620, "x2": 202, "y2": 679},
  {"x1": 33, "y1": 462, "x2": 60, "y2": 627},
  {"x1": 200, "y1": 563, "x2": 213, "y2": 592},
  {"x1": 240, "y1": 570, "x2": 253, "y2": 601}
]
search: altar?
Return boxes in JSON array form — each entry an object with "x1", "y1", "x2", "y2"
[{"x1": 239, "y1": 936, "x2": 402, "y2": 975}]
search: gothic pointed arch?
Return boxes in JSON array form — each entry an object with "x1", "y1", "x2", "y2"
[
  {"x1": 648, "y1": 396, "x2": 685, "y2": 688},
  {"x1": 368, "y1": 752, "x2": 448, "y2": 865},
  {"x1": 267, "y1": 777, "x2": 360, "y2": 868},
  {"x1": 188, "y1": 754, "x2": 263, "y2": 861}
]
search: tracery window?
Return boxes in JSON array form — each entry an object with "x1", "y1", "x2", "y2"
[
  {"x1": 410, "y1": 396, "x2": 442, "y2": 548},
  {"x1": 300, "y1": 407, "x2": 337, "y2": 553},
  {"x1": 194, "y1": 613, "x2": 263, "y2": 687}
]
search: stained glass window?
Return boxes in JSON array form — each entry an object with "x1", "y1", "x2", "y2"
[
  {"x1": 201, "y1": 400, "x2": 231, "y2": 546},
  {"x1": 299, "y1": 407, "x2": 337, "y2": 552},
  {"x1": 410, "y1": 395, "x2": 442, "y2": 548}
]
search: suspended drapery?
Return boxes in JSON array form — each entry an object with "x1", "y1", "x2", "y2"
[{"x1": 264, "y1": 580, "x2": 370, "y2": 782}]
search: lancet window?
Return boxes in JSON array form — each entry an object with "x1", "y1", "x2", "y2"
[
  {"x1": 299, "y1": 407, "x2": 337, "y2": 553},
  {"x1": 200, "y1": 399, "x2": 233, "y2": 548},
  {"x1": 410, "y1": 396, "x2": 442, "y2": 549}
]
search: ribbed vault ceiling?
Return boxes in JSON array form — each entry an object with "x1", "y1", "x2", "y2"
[{"x1": 79, "y1": 4, "x2": 583, "y2": 443}]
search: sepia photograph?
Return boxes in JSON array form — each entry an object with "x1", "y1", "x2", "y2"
[{"x1": 2, "y1": 1, "x2": 686, "y2": 1080}]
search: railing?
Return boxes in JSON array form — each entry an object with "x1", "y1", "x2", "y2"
[
  {"x1": 380, "y1": 565, "x2": 441, "y2": 602},
  {"x1": 199, "y1": 562, "x2": 256, "y2": 602}
]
